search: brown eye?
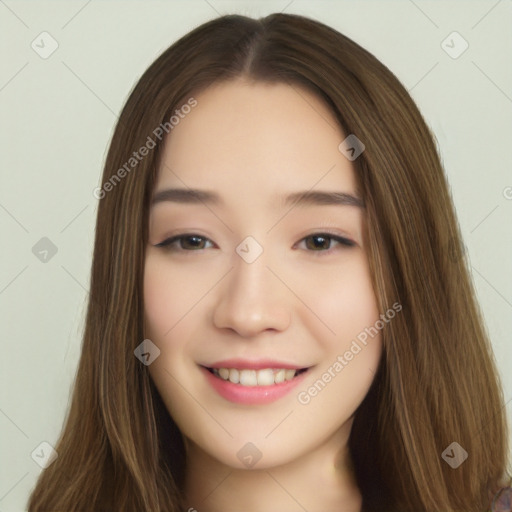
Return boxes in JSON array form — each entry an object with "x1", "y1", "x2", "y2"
[
  {"x1": 180, "y1": 235, "x2": 207, "y2": 250},
  {"x1": 301, "y1": 233, "x2": 355, "y2": 252},
  {"x1": 155, "y1": 234, "x2": 213, "y2": 251},
  {"x1": 305, "y1": 234, "x2": 330, "y2": 250}
]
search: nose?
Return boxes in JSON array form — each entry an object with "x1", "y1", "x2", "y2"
[{"x1": 212, "y1": 249, "x2": 291, "y2": 338}]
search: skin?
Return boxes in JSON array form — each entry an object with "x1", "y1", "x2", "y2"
[{"x1": 144, "y1": 78, "x2": 383, "y2": 512}]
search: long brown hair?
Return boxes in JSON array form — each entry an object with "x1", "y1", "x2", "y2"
[{"x1": 27, "y1": 13, "x2": 510, "y2": 511}]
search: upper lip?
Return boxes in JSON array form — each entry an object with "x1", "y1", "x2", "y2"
[{"x1": 203, "y1": 359, "x2": 309, "y2": 370}]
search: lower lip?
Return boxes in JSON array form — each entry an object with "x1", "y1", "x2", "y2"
[{"x1": 200, "y1": 366, "x2": 308, "y2": 405}]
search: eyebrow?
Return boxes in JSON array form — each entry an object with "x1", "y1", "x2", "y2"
[{"x1": 151, "y1": 188, "x2": 365, "y2": 209}]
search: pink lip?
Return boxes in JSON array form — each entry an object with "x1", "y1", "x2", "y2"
[
  {"x1": 206, "y1": 358, "x2": 305, "y2": 370},
  {"x1": 200, "y1": 366, "x2": 309, "y2": 405}
]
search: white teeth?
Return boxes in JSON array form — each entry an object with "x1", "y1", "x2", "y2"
[
  {"x1": 239, "y1": 370, "x2": 257, "y2": 386},
  {"x1": 212, "y1": 367, "x2": 301, "y2": 386},
  {"x1": 256, "y1": 369, "x2": 274, "y2": 386},
  {"x1": 274, "y1": 369, "x2": 285, "y2": 384},
  {"x1": 228, "y1": 368, "x2": 239, "y2": 384},
  {"x1": 285, "y1": 369, "x2": 296, "y2": 380},
  {"x1": 218, "y1": 368, "x2": 230, "y2": 380}
]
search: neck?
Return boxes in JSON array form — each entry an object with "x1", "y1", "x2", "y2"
[{"x1": 183, "y1": 419, "x2": 362, "y2": 512}]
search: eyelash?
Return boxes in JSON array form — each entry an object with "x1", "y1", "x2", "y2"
[{"x1": 154, "y1": 232, "x2": 356, "y2": 254}]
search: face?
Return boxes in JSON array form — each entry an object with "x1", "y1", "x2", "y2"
[{"x1": 144, "y1": 78, "x2": 383, "y2": 470}]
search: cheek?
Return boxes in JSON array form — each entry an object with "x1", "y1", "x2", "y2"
[
  {"x1": 289, "y1": 252, "x2": 380, "y2": 346},
  {"x1": 143, "y1": 253, "x2": 207, "y2": 339},
  {"x1": 332, "y1": 265, "x2": 379, "y2": 340},
  {"x1": 143, "y1": 252, "x2": 216, "y2": 381},
  {"x1": 143, "y1": 261, "x2": 170, "y2": 340},
  {"x1": 295, "y1": 255, "x2": 383, "y2": 413},
  {"x1": 143, "y1": 255, "x2": 199, "y2": 420}
]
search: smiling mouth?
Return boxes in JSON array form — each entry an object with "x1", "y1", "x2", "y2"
[{"x1": 204, "y1": 367, "x2": 309, "y2": 387}]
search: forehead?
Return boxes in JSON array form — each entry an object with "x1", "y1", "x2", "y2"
[{"x1": 154, "y1": 79, "x2": 359, "y2": 204}]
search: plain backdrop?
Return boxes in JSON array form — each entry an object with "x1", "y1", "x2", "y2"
[{"x1": 1, "y1": 1, "x2": 511, "y2": 510}]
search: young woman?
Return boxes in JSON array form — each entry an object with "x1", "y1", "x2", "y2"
[{"x1": 27, "y1": 12, "x2": 511, "y2": 512}]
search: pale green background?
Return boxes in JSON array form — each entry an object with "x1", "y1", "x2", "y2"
[{"x1": 1, "y1": 1, "x2": 511, "y2": 510}]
